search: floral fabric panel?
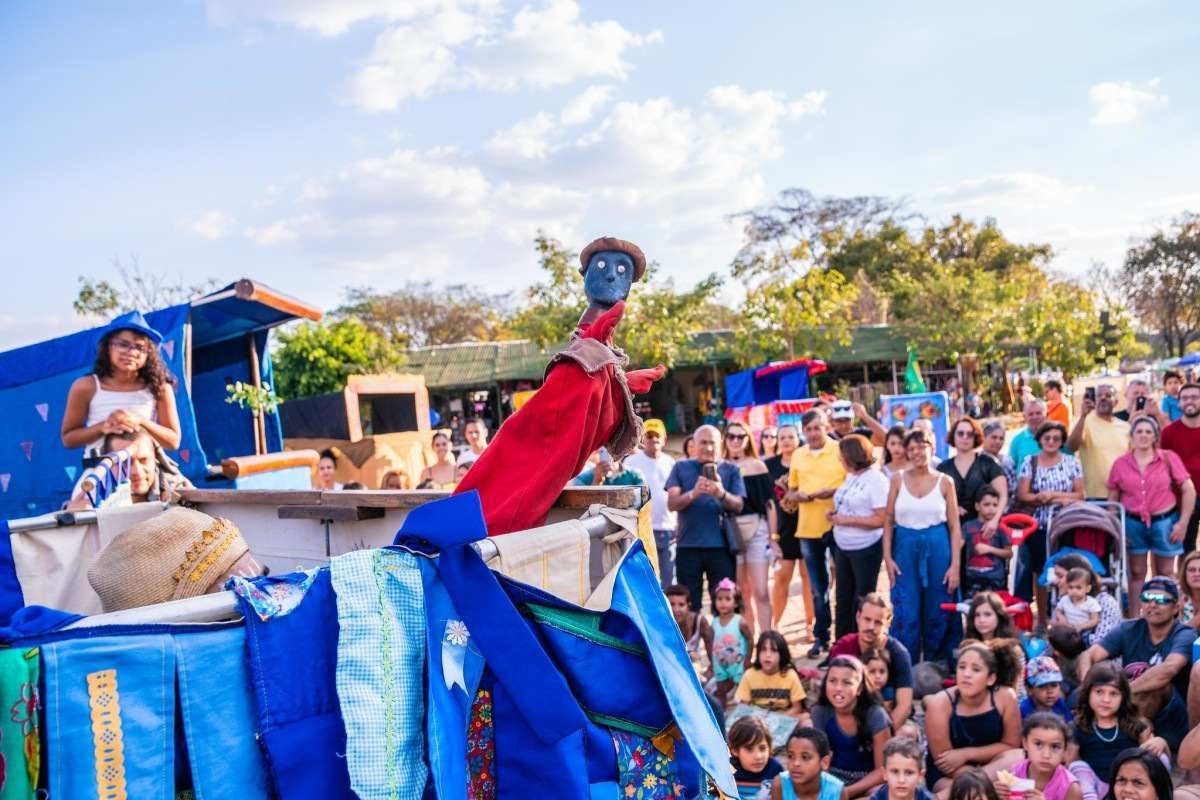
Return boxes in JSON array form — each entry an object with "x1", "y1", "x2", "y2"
[
  {"x1": 466, "y1": 688, "x2": 495, "y2": 800},
  {"x1": 0, "y1": 646, "x2": 39, "y2": 799},
  {"x1": 612, "y1": 729, "x2": 686, "y2": 800}
]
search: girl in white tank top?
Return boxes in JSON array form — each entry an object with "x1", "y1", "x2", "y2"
[
  {"x1": 894, "y1": 472, "x2": 949, "y2": 529},
  {"x1": 84, "y1": 375, "x2": 158, "y2": 453}
]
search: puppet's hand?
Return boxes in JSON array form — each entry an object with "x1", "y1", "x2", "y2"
[
  {"x1": 627, "y1": 366, "x2": 666, "y2": 394},
  {"x1": 580, "y1": 301, "x2": 625, "y2": 343}
]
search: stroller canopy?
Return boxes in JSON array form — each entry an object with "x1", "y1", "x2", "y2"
[{"x1": 1048, "y1": 503, "x2": 1122, "y2": 546}]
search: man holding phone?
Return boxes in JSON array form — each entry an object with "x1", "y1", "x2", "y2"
[
  {"x1": 1068, "y1": 383, "x2": 1131, "y2": 500},
  {"x1": 1115, "y1": 378, "x2": 1168, "y2": 425},
  {"x1": 666, "y1": 425, "x2": 745, "y2": 610}
]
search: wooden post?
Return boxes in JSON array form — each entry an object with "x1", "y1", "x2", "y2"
[{"x1": 246, "y1": 334, "x2": 266, "y2": 456}]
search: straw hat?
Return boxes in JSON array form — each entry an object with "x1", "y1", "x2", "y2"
[{"x1": 88, "y1": 507, "x2": 251, "y2": 612}]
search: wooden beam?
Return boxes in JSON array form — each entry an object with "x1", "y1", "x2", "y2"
[{"x1": 277, "y1": 505, "x2": 386, "y2": 521}]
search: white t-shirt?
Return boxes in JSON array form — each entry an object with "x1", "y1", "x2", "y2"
[
  {"x1": 456, "y1": 448, "x2": 484, "y2": 467},
  {"x1": 624, "y1": 450, "x2": 677, "y2": 531},
  {"x1": 1056, "y1": 595, "x2": 1101, "y2": 627},
  {"x1": 831, "y1": 467, "x2": 890, "y2": 551}
]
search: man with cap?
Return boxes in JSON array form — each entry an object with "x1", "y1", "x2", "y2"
[
  {"x1": 61, "y1": 310, "x2": 182, "y2": 461},
  {"x1": 455, "y1": 236, "x2": 665, "y2": 535},
  {"x1": 828, "y1": 399, "x2": 886, "y2": 445},
  {"x1": 88, "y1": 507, "x2": 262, "y2": 612},
  {"x1": 624, "y1": 418, "x2": 677, "y2": 587},
  {"x1": 1077, "y1": 575, "x2": 1195, "y2": 751}
]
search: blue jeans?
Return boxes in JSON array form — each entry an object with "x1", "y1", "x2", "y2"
[
  {"x1": 800, "y1": 531, "x2": 834, "y2": 646},
  {"x1": 891, "y1": 523, "x2": 959, "y2": 664}
]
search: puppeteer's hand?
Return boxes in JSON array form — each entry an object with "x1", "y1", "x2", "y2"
[{"x1": 627, "y1": 366, "x2": 666, "y2": 394}]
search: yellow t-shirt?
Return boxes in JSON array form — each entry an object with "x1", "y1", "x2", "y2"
[
  {"x1": 1079, "y1": 413, "x2": 1131, "y2": 499},
  {"x1": 787, "y1": 443, "x2": 846, "y2": 539},
  {"x1": 735, "y1": 667, "x2": 807, "y2": 711}
]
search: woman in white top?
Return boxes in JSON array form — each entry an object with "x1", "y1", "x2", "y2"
[
  {"x1": 883, "y1": 428, "x2": 962, "y2": 664},
  {"x1": 828, "y1": 434, "x2": 890, "y2": 640},
  {"x1": 61, "y1": 311, "x2": 181, "y2": 458}
]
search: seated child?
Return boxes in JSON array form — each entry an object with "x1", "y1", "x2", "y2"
[
  {"x1": 737, "y1": 631, "x2": 807, "y2": 717},
  {"x1": 863, "y1": 647, "x2": 896, "y2": 712},
  {"x1": 712, "y1": 578, "x2": 754, "y2": 707},
  {"x1": 962, "y1": 488, "x2": 1011, "y2": 593},
  {"x1": 1051, "y1": 569, "x2": 1100, "y2": 634},
  {"x1": 871, "y1": 738, "x2": 936, "y2": 800},
  {"x1": 666, "y1": 584, "x2": 713, "y2": 676},
  {"x1": 1019, "y1": 657, "x2": 1073, "y2": 725},
  {"x1": 771, "y1": 728, "x2": 844, "y2": 800},
  {"x1": 948, "y1": 768, "x2": 1000, "y2": 800},
  {"x1": 811, "y1": 655, "x2": 891, "y2": 797},
  {"x1": 730, "y1": 716, "x2": 785, "y2": 800},
  {"x1": 995, "y1": 713, "x2": 1080, "y2": 800}
]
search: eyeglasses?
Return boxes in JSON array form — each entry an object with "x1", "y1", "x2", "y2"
[
  {"x1": 726, "y1": 433, "x2": 747, "y2": 441},
  {"x1": 954, "y1": 429, "x2": 974, "y2": 438},
  {"x1": 110, "y1": 339, "x2": 150, "y2": 355},
  {"x1": 1139, "y1": 591, "x2": 1174, "y2": 606}
]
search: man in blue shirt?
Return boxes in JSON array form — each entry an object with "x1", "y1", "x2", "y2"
[
  {"x1": 1008, "y1": 399, "x2": 1045, "y2": 475},
  {"x1": 666, "y1": 425, "x2": 745, "y2": 610}
]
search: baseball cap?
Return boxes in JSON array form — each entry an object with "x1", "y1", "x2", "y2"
[
  {"x1": 830, "y1": 400, "x2": 854, "y2": 420},
  {"x1": 1024, "y1": 656, "x2": 1064, "y2": 687},
  {"x1": 1142, "y1": 576, "x2": 1180, "y2": 601},
  {"x1": 642, "y1": 418, "x2": 667, "y2": 439}
]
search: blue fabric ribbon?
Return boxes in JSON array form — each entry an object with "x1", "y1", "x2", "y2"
[{"x1": 0, "y1": 520, "x2": 27, "y2": 622}]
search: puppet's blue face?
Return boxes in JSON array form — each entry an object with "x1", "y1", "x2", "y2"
[{"x1": 583, "y1": 250, "x2": 635, "y2": 308}]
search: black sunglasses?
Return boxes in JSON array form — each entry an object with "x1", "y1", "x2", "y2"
[{"x1": 726, "y1": 433, "x2": 747, "y2": 440}]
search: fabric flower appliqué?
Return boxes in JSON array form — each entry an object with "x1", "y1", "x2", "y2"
[{"x1": 445, "y1": 620, "x2": 470, "y2": 647}]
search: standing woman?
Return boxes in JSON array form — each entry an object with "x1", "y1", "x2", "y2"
[
  {"x1": 61, "y1": 311, "x2": 181, "y2": 459},
  {"x1": 759, "y1": 427, "x2": 779, "y2": 459},
  {"x1": 1105, "y1": 415, "x2": 1195, "y2": 616},
  {"x1": 1015, "y1": 421, "x2": 1084, "y2": 622},
  {"x1": 939, "y1": 417, "x2": 1008, "y2": 535},
  {"x1": 881, "y1": 425, "x2": 910, "y2": 479},
  {"x1": 829, "y1": 435, "x2": 891, "y2": 639},
  {"x1": 884, "y1": 429, "x2": 963, "y2": 665},
  {"x1": 418, "y1": 432, "x2": 459, "y2": 489},
  {"x1": 981, "y1": 420, "x2": 1016, "y2": 508},
  {"x1": 725, "y1": 422, "x2": 779, "y2": 634},
  {"x1": 765, "y1": 425, "x2": 816, "y2": 631}
]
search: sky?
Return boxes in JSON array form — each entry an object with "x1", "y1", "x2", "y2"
[{"x1": 2, "y1": 1, "x2": 1198, "y2": 350}]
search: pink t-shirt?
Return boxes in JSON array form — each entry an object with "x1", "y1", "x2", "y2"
[
  {"x1": 1013, "y1": 760, "x2": 1077, "y2": 800},
  {"x1": 1106, "y1": 449, "x2": 1190, "y2": 524}
]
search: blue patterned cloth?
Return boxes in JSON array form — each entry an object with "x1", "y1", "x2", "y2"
[{"x1": 330, "y1": 548, "x2": 428, "y2": 800}]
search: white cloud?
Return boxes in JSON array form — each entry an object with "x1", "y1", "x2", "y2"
[
  {"x1": 234, "y1": 83, "x2": 823, "y2": 288},
  {"x1": 560, "y1": 85, "x2": 615, "y2": 125},
  {"x1": 204, "y1": 0, "x2": 457, "y2": 37},
  {"x1": 1089, "y1": 79, "x2": 1167, "y2": 126},
  {"x1": 930, "y1": 172, "x2": 1091, "y2": 209},
  {"x1": 185, "y1": 209, "x2": 234, "y2": 240},
  {"x1": 344, "y1": 0, "x2": 659, "y2": 111}
]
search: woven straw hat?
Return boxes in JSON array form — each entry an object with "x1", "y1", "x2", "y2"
[{"x1": 88, "y1": 507, "x2": 250, "y2": 612}]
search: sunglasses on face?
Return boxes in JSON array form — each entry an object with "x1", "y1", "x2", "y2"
[
  {"x1": 1140, "y1": 592, "x2": 1174, "y2": 606},
  {"x1": 111, "y1": 339, "x2": 150, "y2": 355},
  {"x1": 954, "y1": 429, "x2": 974, "y2": 437},
  {"x1": 726, "y1": 433, "x2": 747, "y2": 441}
]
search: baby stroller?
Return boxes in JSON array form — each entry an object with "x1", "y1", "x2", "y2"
[{"x1": 1043, "y1": 500, "x2": 1127, "y2": 611}]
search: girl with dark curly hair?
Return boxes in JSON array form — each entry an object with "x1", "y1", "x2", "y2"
[{"x1": 61, "y1": 311, "x2": 180, "y2": 458}]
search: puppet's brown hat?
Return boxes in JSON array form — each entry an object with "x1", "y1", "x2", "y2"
[{"x1": 579, "y1": 237, "x2": 646, "y2": 282}]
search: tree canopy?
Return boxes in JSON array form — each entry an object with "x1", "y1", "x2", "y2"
[
  {"x1": 271, "y1": 319, "x2": 403, "y2": 400},
  {"x1": 1120, "y1": 212, "x2": 1200, "y2": 358}
]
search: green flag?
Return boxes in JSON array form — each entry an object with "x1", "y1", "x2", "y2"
[{"x1": 904, "y1": 347, "x2": 927, "y2": 394}]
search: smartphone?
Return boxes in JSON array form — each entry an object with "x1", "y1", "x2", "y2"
[
  {"x1": 1085, "y1": 387, "x2": 1096, "y2": 404},
  {"x1": 1136, "y1": 396, "x2": 1147, "y2": 411},
  {"x1": 703, "y1": 463, "x2": 717, "y2": 481}
]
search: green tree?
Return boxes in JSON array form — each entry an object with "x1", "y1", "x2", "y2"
[
  {"x1": 504, "y1": 232, "x2": 587, "y2": 348},
  {"x1": 1119, "y1": 212, "x2": 1200, "y2": 357},
  {"x1": 272, "y1": 319, "x2": 403, "y2": 400},
  {"x1": 335, "y1": 281, "x2": 509, "y2": 348},
  {"x1": 734, "y1": 268, "x2": 860, "y2": 364},
  {"x1": 74, "y1": 256, "x2": 218, "y2": 316}
]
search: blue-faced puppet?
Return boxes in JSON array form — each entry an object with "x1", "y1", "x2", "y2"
[{"x1": 577, "y1": 236, "x2": 646, "y2": 328}]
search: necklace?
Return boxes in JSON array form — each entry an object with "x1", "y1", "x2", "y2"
[{"x1": 1094, "y1": 724, "x2": 1119, "y2": 743}]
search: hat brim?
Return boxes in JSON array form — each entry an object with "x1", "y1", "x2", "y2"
[{"x1": 109, "y1": 322, "x2": 164, "y2": 345}]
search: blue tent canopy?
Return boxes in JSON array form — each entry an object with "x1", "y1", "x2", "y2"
[
  {"x1": 724, "y1": 359, "x2": 828, "y2": 408},
  {"x1": 0, "y1": 280, "x2": 321, "y2": 519}
]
